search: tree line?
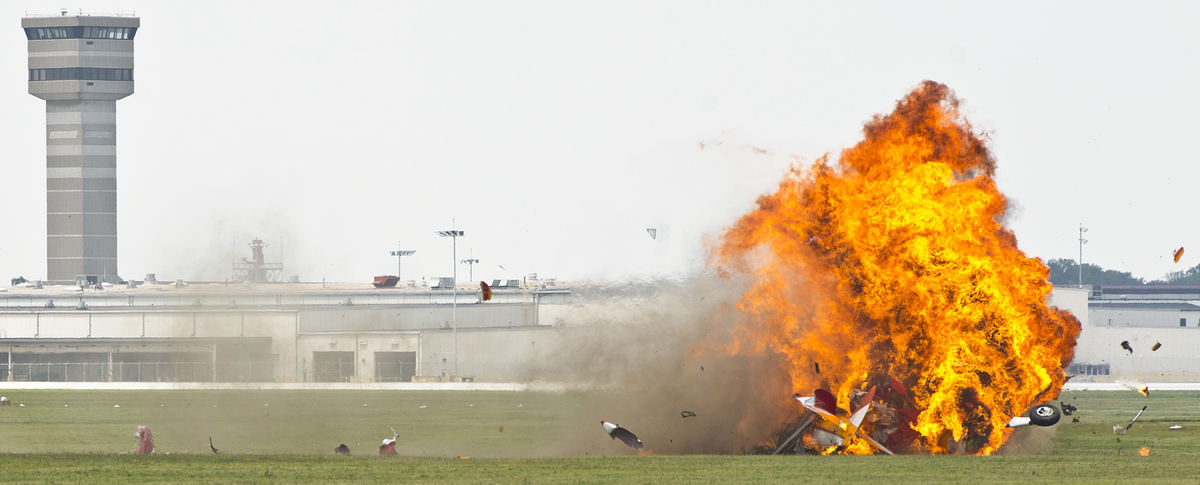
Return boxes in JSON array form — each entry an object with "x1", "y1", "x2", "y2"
[{"x1": 1044, "y1": 258, "x2": 1200, "y2": 286}]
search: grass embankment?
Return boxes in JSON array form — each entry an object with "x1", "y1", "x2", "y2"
[{"x1": 0, "y1": 389, "x2": 1198, "y2": 483}]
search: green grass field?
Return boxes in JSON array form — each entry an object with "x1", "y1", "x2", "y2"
[{"x1": 1, "y1": 389, "x2": 1198, "y2": 483}]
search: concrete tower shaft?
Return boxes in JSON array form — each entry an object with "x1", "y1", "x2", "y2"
[{"x1": 23, "y1": 14, "x2": 138, "y2": 284}]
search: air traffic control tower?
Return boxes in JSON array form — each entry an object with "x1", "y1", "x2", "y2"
[{"x1": 23, "y1": 13, "x2": 139, "y2": 284}]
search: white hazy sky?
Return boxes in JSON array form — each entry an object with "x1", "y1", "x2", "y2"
[{"x1": 1, "y1": 1, "x2": 1198, "y2": 284}]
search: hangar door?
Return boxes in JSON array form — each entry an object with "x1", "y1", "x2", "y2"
[
  {"x1": 375, "y1": 351, "x2": 416, "y2": 382},
  {"x1": 312, "y1": 351, "x2": 355, "y2": 382}
]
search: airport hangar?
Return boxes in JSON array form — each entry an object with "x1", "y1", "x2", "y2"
[
  {"x1": 8, "y1": 283, "x2": 1193, "y2": 385},
  {"x1": 0, "y1": 282, "x2": 572, "y2": 383}
]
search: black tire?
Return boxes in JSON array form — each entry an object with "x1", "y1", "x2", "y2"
[{"x1": 1028, "y1": 404, "x2": 1061, "y2": 426}]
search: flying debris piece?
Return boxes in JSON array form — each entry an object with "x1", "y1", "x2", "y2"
[
  {"x1": 334, "y1": 444, "x2": 351, "y2": 455},
  {"x1": 18, "y1": 403, "x2": 24, "y2": 408},
  {"x1": 646, "y1": 228, "x2": 657, "y2": 240},
  {"x1": 209, "y1": 437, "x2": 220, "y2": 454},
  {"x1": 1122, "y1": 405, "x2": 1148, "y2": 432},
  {"x1": 1005, "y1": 404, "x2": 1062, "y2": 428},
  {"x1": 498, "y1": 425, "x2": 504, "y2": 433},
  {"x1": 680, "y1": 410, "x2": 697, "y2": 418},
  {"x1": 135, "y1": 426, "x2": 155, "y2": 454},
  {"x1": 601, "y1": 420, "x2": 645, "y2": 450},
  {"x1": 1139, "y1": 446, "x2": 1151, "y2": 456},
  {"x1": 419, "y1": 404, "x2": 429, "y2": 409},
  {"x1": 1072, "y1": 417, "x2": 1081, "y2": 424},
  {"x1": 379, "y1": 428, "x2": 399, "y2": 455},
  {"x1": 1121, "y1": 341, "x2": 1134, "y2": 354},
  {"x1": 457, "y1": 455, "x2": 471, "y2": 460},
  {"x1": 1139, "y1": 385, "x2": 1150, "y2": 397},
  {"x1": 114, "y1": 404, "x2": 120, "y2": 408},
  {"x1": 480, "y1": 281, "x2": 492, "y2": 302},
  {"x1": 466, "y1": 403, "x2": 475, "y2": 408},
  {"x1": 1174, "y1": 247, "x2": 1185, "y2": 263},
  {"x1": 813, "y1": 361, "x2": 820, "y2": 375},
  {"x1": 1061, "y1": 402, "x2": 1078, "y2": 416},
  {"x1": 63, "y1": 404, "x2": 68, "y2": 407},
  {"x1": 1169, "y1": 425, "x2": 1184, "y2": 431},
  {"x1": 1152, "y1": 341, "x2": 1162, "y2": 352}
]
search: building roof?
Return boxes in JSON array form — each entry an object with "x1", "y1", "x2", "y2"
[{"x1": 1089, "y1": 302, "x2": 1200, "y2": 311}]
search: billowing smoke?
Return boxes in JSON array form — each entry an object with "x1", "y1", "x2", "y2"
[{"x1": 526, "y1": 276, "x2": 796, "y2": 455}]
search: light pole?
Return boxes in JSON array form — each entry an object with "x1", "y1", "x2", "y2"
[
  {"x1": 436, "y1": 229, "x2": 464, "y2": 377},
  {"x1": 1078, "y1": 224, "x2": 1088, "y2": 287},
  {"x1": 461, "y1": 253, "x2": 479, "y2": 281},
  {"x1": 389, "y1": 244, "x2": 415, "y2": 281}
]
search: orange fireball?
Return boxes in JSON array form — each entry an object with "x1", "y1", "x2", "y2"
[
  {"x1": 1174, "y1": 247, "x2": 1184, "y2": 263},
  {"x1": 715, "y1": 81, "x2": 1081, "y2": 455}
]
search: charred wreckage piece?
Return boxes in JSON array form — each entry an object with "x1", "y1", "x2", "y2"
[{"x1": 600, "y1": 420, "x2": 644, "y2": 450}]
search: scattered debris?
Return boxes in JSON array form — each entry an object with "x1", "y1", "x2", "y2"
[
  {"x1": 480, "y1": 281, "x2": 492, "y2": 302},
  {"x1": 264, "y1": 403, "x2": 269, "y2": 407},
  {"x1": 0, "y1": 396, "x2": 9, "y2": 406},
  {"x1": 334, "y1": 444, "x2": 351, "y2": 455},
  {"x1": 680, "y1": 410, "x2": 697, "y2": 419},
  {"x1": 63, "y1": 404, "x2": 69, "y2": 408},
  {"x1": 1121, "y1": 341, "x2": 1133, "y2": 354},
  {"x1": 1174, "y1": 247, "x2": 1185, "y2": 263},
  {"x1": 466, "y1": 403, "x2": 475, "y2": 408},
  {"x1": 601, "y1": 420, "x2": 645, "y2": 449},
  {"x1": 1072, "y1": 417, "x2": 1080, "y2": 424},
  {"x1": 516, "y1": 403, "x2": 523, "y2": 408},
  {"x1": 498, "y1": 425, "x2": 504, "y2": 433},
  {"x1": 1152, "y1": 341, "x2": 1162, "y2": 352},
  {"x1": 1116, "y1": 405, "x2": 1148, "y2": 433},
  {"x1": 419, "y1": 405, "x2": 429, "y2": 409},
  {"x1": 1139, "y1": 446, "x2": 1151, "y2": 456},
  {"x1": 700, "y1": 365, "x2": 704, "y2": 372},
  {"x1": 1061, "y1": 402, "x2": 1078, "y2": 415},
  {"x1": 813, "y1": 362, "x2": 820, "y2": 375},
  {"x1": 457, "y1": 455, "x2": 471, "y2": 460},
  {"x1": 114, "y1": 404, "x2": 120, "y2": 408},
  {"x1": 1169, "y1": 425, "x2": 1184, "y2": 431},
  {"x1": 379, "y1": 428, "x2": 399, "y2": 455},
  {"x1": 18, "y1": 403, "x2": 24, "y2": 408},
  {"x1": 135, "y1": 426, "x2": 155, "y2": 454},
  {"x1": 646, "y1": 228, "x2": 657, "y2": 240},
  {"x1": 1139, "y1": 385, "x2": 1150, "y2": 397},
  {"x1": 209, "y1": 437, "x2": 220, "y2": 454},
  {"x1": 362, "y1": 403, "x2": 368, "y2": 407}
]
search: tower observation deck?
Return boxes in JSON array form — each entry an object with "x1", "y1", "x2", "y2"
[{"x1": 23, "y1": 13, "x2": 139, "y2": 284}]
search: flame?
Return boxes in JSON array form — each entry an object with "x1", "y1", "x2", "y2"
[{"x1": 715, "y1": 81, "x2": 1081, "y2": 455}]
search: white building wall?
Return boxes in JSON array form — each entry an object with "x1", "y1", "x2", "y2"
[
  {"x1": 1048, "y1": 286, "x2": 1089, "y2": 325},
  {"x1": 1071, "y1": 326, "x2": 1200, "y2": 382},
  {"x1": 1089, "y1": 308, "x2": 1200, "y2": 328}
]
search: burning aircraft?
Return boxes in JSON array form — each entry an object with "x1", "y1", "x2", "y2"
[{"x1": 717, "y1": 81, "x2": 1081, "y2": 455}]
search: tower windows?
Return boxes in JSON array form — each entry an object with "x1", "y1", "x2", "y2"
[
  {"x1": 29, "y1": 68, "x2": 132, "y2": 82},
  {"x1": 24, "y1": 26, "x2": 136, "y2": 40}
]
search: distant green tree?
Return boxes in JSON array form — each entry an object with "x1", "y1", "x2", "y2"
[
  {"x1": 1044, "y1": 258, "x2": 1144, "y2": 286},
  {"x1": 1150, "y1": 263, "x2": 1200, "y2": 284}
]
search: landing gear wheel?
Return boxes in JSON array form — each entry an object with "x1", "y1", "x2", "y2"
[{"x1": 1028, "y1": 404, "x2": 1061, "y2": 426}]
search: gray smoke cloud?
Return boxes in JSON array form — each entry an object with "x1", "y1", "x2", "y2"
[{"x1": 524, "y1": 274, "x2": 800, "y2": 455}]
